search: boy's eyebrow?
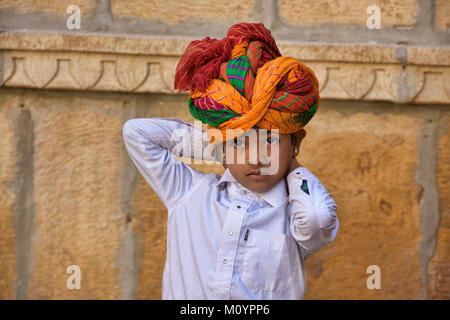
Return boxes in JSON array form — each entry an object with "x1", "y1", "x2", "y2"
[{"x1": 230, "y1": 130, "x2": 276, "y2": 141}]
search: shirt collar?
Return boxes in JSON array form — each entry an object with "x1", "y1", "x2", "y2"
[{"x1": 216, "y1": 168, "x2": 288, "y2": 207}]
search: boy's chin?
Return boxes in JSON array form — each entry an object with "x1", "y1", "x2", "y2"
[{"x1": 242, "y1": 179, "x2": 280, "y2": 193}]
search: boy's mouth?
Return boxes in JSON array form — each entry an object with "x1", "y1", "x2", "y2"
[
  {"x1": 247, "y1": 169, "x2": 270, "y2": 181},
  {"x1": 247, "y1": 169, "x2": 261, "y2": 176}
]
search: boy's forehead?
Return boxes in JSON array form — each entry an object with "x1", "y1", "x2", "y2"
[
  {"x1": 250, "y1": 127, "x2": 279, "y2": 134},
  {"x1": 232, "y1": 128, "x2": 277, "y2": 140},
  {"x1": 221, "y1": 128, "x2": 282, "y2": 145}
]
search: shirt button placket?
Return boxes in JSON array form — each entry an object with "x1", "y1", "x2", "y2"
[{"x1": 213, "y1": 200, "x2": 248, "y2": 299}]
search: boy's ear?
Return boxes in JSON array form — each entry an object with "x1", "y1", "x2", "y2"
[
  {"x1": 291, "y1": 129, "x2": 306, "y2": 148},
  {"x1": 298, "y1": 129, "x2": 306, "y2": 143}
]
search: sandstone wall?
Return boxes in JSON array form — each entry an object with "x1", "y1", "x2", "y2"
[{"x1": 0, "y1": 0, "x2": 449, "y2": 299}]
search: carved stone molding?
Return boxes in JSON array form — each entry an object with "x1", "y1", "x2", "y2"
[
  {"x1": 1, "y1": 32, "x2": 449, "y2": 104},
  {"x1": 2, "y1": 51, "x2": 177, "y2": 94}
]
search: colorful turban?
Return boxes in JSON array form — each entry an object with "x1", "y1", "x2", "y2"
[{"x1": 174, "y1": 23, "x2": 320, "y2": 144}]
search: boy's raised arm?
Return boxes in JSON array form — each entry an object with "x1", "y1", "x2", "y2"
[
  {"x1": 122, "y1": 117, "x2": 212, "y2": 210},
  {"x1": 286, "y1": 168, "x2": 339, "y2": 259}
]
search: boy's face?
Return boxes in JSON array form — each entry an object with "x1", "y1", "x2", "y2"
[{"x1": 221, "y1": 128, "x2": 306, "y2": 193}]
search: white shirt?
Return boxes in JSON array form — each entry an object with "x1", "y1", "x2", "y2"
[{"x1": 122, "y1": 117, "x2": 339, "y2": 300}]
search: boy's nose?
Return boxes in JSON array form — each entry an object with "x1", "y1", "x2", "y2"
[{"x1": 247, "y1": 139, "x2": 269, "y2": 165}]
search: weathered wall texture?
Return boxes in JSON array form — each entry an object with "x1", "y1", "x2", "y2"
[{"x1": 0, "y1": 0, "x2": 449, "y2": 300}]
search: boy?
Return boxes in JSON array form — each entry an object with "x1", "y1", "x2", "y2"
[{"x1": 122, "y1": 23, "x2": 338, "y2": 299}]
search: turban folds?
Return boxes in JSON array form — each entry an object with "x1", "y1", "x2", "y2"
[{"x1": 174, "y1": 23, "x2": 320, "y2": 144}]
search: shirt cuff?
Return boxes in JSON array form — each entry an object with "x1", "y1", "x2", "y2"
[{"x1": 286, "y1": 166, "x2": 308, "y2": 189}]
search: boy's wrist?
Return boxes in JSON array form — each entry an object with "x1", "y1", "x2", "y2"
[{"x1": 285, "y1": 166, "x2": 307, "y2": 193}]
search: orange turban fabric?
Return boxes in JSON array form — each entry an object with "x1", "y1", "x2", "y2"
[{"x1": 174, "y1": 23, "x2": 320, "y2": 144}]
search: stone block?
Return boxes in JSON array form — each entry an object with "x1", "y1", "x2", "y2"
[
  {"x1": 279, "y1": 0, "x2": 418, "y2": 28},
  {"x1": 435, "y1": 0, "x2": 450, "y2": 31},
  {"x1": 299, "y1": 108, "x2": 423, "y2": 299},
  {"x1": 111, "y1": 0, "x2": 256, "y2": 24},
  {"x1": 0, "y1": 0, "x2": 92, "y2": 16},
  {"x1": 0, "y1": 96, "x2": 16, "y2": 299},
  {"x1": 27, "y1": 93, "x2": 126, "y2": 299},
  {"x1": 427, "y1": 114, "x2": 450, "y2": 299}
]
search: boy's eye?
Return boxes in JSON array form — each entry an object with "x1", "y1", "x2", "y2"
[
  {"x1": 267, "y1": 137, "x2": 279, "y2": 144},
  {"x1": 233, "y1": 138, "x2": 244, "y2": 147}
]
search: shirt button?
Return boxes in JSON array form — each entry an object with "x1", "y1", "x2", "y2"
[
  {"x1": 242, "y1": 190, "x2": 248, "y2": 195},
  {"x1": 223, "y1": 259, "x2": 228, "y2": 264},
  {"x1": 237, "y1": 205, "x2": 241, "y2": 209},
  {"x1": 228, "y1": 231, "x2": 233, "y2": 236}
]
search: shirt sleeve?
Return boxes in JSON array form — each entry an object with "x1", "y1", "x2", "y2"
[
  {"x1": 286, "y1": 167, "x2": 339, "y2": 259},
  {"x1": 122, "y1": 117, "x2": 216, "y2": 209}
]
